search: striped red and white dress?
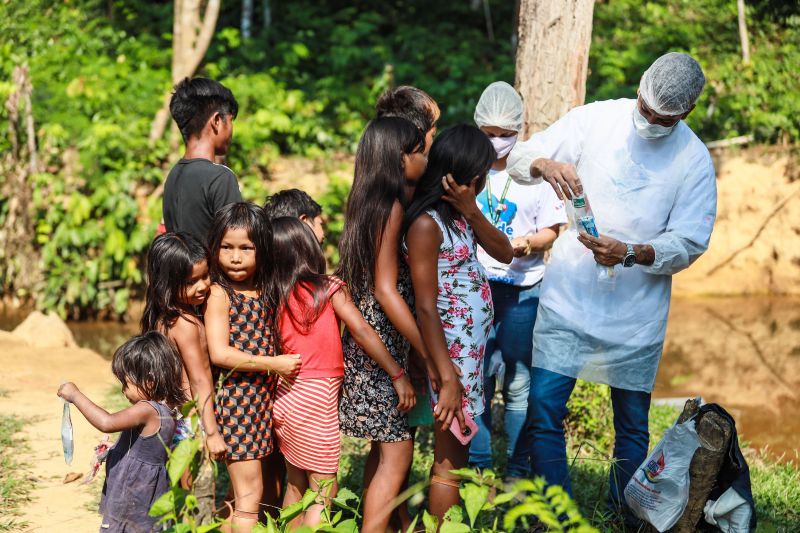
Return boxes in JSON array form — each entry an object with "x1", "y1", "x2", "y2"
[
  {"x1": 272, "y1": 277, "x2": 346, "y2": 474},
  {"x1": 272, "y1": 376, "x2": 343, "y2": 473}
]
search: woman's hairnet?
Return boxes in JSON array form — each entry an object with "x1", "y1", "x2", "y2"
[
  {"x1": 639, "y1": 52, "x2": 705, "y2": 116},
  {"x1": 474, "y1": 81, "x2": 524, "y2": 132}
]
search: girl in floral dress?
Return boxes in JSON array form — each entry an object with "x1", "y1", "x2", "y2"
[
  {"x1": 404, "y1": 125, "x2": 513, "y2": 522},
  {"x1": 336, "y1": 116, "x2": 433, "y2": 533}
]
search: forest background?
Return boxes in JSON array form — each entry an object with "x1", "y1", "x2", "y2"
[{"x1": 0, "y1": 0, "x2": 798, "y2": 318}]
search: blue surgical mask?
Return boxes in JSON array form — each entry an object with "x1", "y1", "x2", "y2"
[{"x1": 632, "y1": 106, "x2": 676, "y2": 139}]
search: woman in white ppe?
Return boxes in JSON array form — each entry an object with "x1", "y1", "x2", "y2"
[
  {"x1": 467, "y1": 82, "x2": 567, "y2": 480},
  {"x1": 511, "y1": 52, "x2": 717, "y2": 524}
]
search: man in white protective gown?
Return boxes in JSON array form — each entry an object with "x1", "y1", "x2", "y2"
[{"x1": 508, "y1": 52, "x2": 717, "y2": 524}]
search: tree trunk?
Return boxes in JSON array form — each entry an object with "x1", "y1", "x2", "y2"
[
  {"x1": 262, "y1": 0, "x2": 272, "y2": 30},
  {"x1": 482, "y1": 0, "x2": 495, "y2": 42},
  {"x1": 242, "y1": 0, "x2": 253, "y2": 39},
  {"x1": 193, "y1": 453, "x2": 217, "y2": 525},
  {"x1": 514, "y1": 0, "x2": 595, "y2": 136},
  {"x1": 642, "y1": 399, "x2": 734, "y2": 533},
  {"x1": 149, "y1": 0, "x2": 222, "y2": 143},
  {"x1": 737, "y1": 0, "x2": 751, "y2": 64},
  {"x1": 1, "y1": 66, "x2": 41, "y2": 300},
  {"x1": 670, "y1": 410, "x2": 732, "y2": 532}
]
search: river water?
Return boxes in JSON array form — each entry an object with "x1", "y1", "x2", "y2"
[{"x1": 2, "y1": 296, "x2": 798, "y2": 462}]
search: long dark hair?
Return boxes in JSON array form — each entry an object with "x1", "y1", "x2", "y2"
[
  {"x1": 140, "y1": 232, "x2": 208, "y2": 334},
  {"x1": 207, "y1": 202, "x2": 274, "y2": 308},
  {"x1": 337, "y1": 116, "x2": 424, "y2": 302},
  {"x1": 404, "y1": 125, "x2": 495, "y2": 237},
  {"x1": 112, "y1": 331, "x2": 186, "y2": 407},
  {"x1": 271, "y1": 217, "x2": 330, "y2": 335}
]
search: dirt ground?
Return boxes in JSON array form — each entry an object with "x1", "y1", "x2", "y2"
[
  {"x1": 0, "y1": 330, "x2": 113, "y2": 532},
  {"x1": 672, "y1": 148, "x2": 800, "y2": 296}
]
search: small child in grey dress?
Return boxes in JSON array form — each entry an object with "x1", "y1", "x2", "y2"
[{"x1": 58, "y1": 332, "x2": 185, "y2": 533}]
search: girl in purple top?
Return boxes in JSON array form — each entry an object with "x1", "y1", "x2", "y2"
[{"x1": 58, "y1": 332, "x2": 185, "y2": 533}]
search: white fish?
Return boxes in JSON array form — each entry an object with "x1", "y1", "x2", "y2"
[{"x1": 61, "y1": 400, "x2": 74, "y2": 465}]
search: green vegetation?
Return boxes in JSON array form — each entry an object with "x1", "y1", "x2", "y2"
[
  {"x1": 141, "y1": 382, "x2": 800, "y2": 531},
  {"x1": 0, "y1": 414, "x2": 31, "y2": 531},
  {"x1": 589, "y1": 0, "x2": 800, "y2": 143},
  {"x1": 0, "y1": 0, "x2": 798, "y2": 316},
  {"x1": 157, "y1": 407, "x2": 597, "y2": 532}
]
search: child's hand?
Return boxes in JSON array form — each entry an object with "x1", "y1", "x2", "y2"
[
  {"x1": 426, "y1": 359, "x2": 442, "y2": 392},
  {"x1": 205, "y1": 431, "x2": 227, "y2": 460},
  {"x1": 433, "y1": 374, "x2": 466, "y2": 433},
  {"x1": 57, "y1": 382, "x2": 80, "y2": 403},
  {"x1": 441, "y1": 174, "x2": 482, "y2": 218},
  {"x1": 271, "y1": 353, "x2": 302, "y2": 379},
  {"x1": 393, "y1": 375, "x2": 416, "y2": 413}
]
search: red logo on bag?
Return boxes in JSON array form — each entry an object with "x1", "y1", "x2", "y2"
[{"x1": 644, "y1": 451, "x2": 666, "y2": 482}]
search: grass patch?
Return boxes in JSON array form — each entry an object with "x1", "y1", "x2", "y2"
[
  {"x1": 568, "y1": 391, "x2": 682, "y2": 532},
  {"x1": 0, "y1": 414, "x2": 31, "y2": 531},
  {"x1": 750, "y1": 453, "x2": 800, "y2": 531}
]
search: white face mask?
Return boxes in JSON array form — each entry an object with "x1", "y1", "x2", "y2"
[
  {"x1": 490, "y1": 134, "x2": 518, "y2": 158},
  {"x1": 632, "y1": 106, "x2": 677, "y2": 139}
]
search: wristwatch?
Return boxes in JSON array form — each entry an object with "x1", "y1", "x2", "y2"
[{"x1": 623, "y1": 243, "x2": 636, "y2": 268}]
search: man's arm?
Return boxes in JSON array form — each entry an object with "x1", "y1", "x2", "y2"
[
  {"x1": 578, "y1": 157, "x2": 717, "y2": 274},
  {"x1": 507, "y1": 105, "x2": 588, "y2": 198}
]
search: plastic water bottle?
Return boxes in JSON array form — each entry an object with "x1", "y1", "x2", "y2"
[{"x1": 572, "y1": 195, "x2": 616, "y2": 291}]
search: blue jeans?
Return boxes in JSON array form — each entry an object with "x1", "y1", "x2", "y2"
[
  {"x1": 469, "y1": 281, "x2": 539, "y2": 478},
  {"x1": 526, "y1": 367, "x2": 650, "y2": 510}
]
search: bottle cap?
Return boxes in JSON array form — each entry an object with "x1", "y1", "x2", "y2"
[{"x1": 572, "y1": 196, "x2": 586, "y2": 208}]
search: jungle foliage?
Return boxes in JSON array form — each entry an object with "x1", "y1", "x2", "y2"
[{"x1": 0, "y1": 0, "x2": 797, "y2": 315}]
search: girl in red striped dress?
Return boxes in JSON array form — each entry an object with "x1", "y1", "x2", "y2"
[{"x1": 270, "y1": 216, "x2": 415, "y2": 529}]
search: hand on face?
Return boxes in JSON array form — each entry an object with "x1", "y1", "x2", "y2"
[{"x1": 441, "y1": 174, "x2": 483, "y2": 218}]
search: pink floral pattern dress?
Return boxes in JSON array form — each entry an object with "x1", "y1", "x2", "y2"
[{"x1": 426, "y1": 209, "x2": 494, "y2": 418}]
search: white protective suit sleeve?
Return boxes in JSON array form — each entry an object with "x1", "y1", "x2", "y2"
[
  {"x1": 507, "y1": 106, "x2": 587, "y2": 184},
  {"x1": 642, "y1": 156, "x2": 717, "y2": 276}
]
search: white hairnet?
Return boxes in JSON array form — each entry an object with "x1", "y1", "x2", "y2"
[
  {"x1": 639, "y1": 52, "x2": 706, "y2": 116},
  {"x1": 474, "y1": 81, "x2": 524, "y2": 132}
]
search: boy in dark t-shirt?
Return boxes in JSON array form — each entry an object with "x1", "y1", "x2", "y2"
[{"x1": 162, "y1": 78, "x2": 242, "y2": 245}]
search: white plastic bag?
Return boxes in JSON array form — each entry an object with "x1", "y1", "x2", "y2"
[
  {"x1": 703, "y1": 487, "x2": 753, "y2": 533},
  {"x1": 624, "y1": 419, "x2": 700, "y2": 532},
  {"x1": 61, "y1": 399, "x2": 74, "y2": 465}
]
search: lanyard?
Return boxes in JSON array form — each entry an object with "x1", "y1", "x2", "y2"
[{"x1": 486, "y1": 174, "x2": 513, "y2": 225}]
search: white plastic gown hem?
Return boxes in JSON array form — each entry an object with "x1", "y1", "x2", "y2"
[{"x1": 521, "y1": 99, "x2": 716, "y2": 392}]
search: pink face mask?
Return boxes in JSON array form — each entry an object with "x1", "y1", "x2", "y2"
[{"x1": 489, "y1": 134, "x2": 518, "y2": 159}]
